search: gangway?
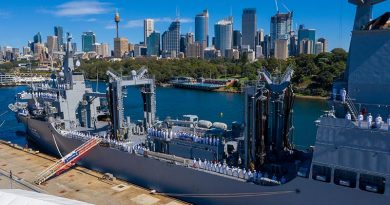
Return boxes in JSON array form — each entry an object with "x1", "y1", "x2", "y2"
[{"x1": 34, "y1": 137, "x2": 102, "y2": 185}]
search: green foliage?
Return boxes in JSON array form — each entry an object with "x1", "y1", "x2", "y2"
[{"x1": 75, "y1": 48, "x2": 348, "y2": 97}]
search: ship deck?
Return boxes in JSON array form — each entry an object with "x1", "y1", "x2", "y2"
[{"x1": 0, "y1": 140, "x2": 188, "y2": 205}]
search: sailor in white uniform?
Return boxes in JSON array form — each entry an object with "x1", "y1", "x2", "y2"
[
  {"x1": 340, "y1": 88, "x2": 347, "y2": 103},
  {"x1": 345, "y1": 112, "x2": 352, "y2": 120},
  {"x1": 358, "y1": 113, "x2": 364, "y2": 128},
  {"x1": 367, "y1": 113, "x2": 373, "y2": 129}
]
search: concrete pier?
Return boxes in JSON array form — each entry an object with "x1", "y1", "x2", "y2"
[{"x1": 0, "y1": 141, "x2": 187, "y2": 205}]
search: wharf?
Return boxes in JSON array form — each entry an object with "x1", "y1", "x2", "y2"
[{"x1": 0, "y1": 141, "x2": 187, "y2": 205}]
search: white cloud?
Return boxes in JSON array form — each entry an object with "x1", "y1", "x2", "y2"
[
  {"x1": 105, "y1": 17, "x2": 193, "y2": 29},
  {"x1": 42, "y1": 1, "x2": 112, "y2": 17}
]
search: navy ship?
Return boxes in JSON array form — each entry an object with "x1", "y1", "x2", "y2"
[{"x1": 8, "y1": 1, "x2": 390, "y2": 204}]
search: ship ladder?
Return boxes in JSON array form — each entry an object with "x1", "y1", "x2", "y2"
[
  {"x1": 344, "y1": 94, "x2": 358, "y2": 121},
  {"x1": 34, "y1": 137, "x2": 102, "y2": 185}
]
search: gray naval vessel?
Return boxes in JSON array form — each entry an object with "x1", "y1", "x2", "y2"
[{"x1": 8, "y1": 1, "x2": 390, "y2": 204}]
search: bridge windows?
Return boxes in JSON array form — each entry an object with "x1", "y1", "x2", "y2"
[
  {"x1": 359, "y1": 174, "x2": 385, "y2": 194},
  {"x1": 312, "y1": 165, "x2": 331, "y2": 183},
  {"x1": 334, "y1": 169, "x2": 357, "y2": 188}
]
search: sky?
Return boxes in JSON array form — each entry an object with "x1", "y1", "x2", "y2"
[{"x1": 0, "y1": 0, "x2": 389, "y2": 51}]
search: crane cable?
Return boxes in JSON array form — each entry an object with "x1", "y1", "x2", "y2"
[{"x1": 153, "y1": 190, "x2": 297, "y2": 198}]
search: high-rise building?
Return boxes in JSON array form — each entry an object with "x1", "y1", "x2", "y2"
[
  {"x1": 82, "y1": 31, "x2": 96, "y2": 52},
  {"x1": 270, "y1": 12, "x2": 293, "y2": 52},
  {"x1": 162, "y1": 20, "x2": 180, "y2": 57},
  {"x1": 23, "y1": 46, "x2": 31, "y2": 56},
  {"x1": 242, "y1": 8, "x2": 257, "y2": 50},
  {"x1": 274, "y1": 39, "x2": 289, "y2": 60},
  {"x1": 289, "y1": 34, "x2": 298, "y2": 56},
  {"x1": 255, "y1": 29, "x2": 264, "y2": 46},
  {"x1": 195, "y1": 9, "x2": 209, "y2": 47},
  {"x1": 180, "y1": 35, "x2": 187, "y2": 53},
  {"x1": 101, "y1": 43, "x2": 110, "y2": 57},
  {"x1": 147, "y1": 31, "x2": 160, "y2": 56},
  {"x1": 33, "y1": 32, "x2": 42, "y2": 44},
  {"x1": 47, "y1": 36, "x2": 58, "y2": 54},
  {"x1": 214, "y1": 17, "x2": 233, "y2": 57},
  {"x1": 317, "y1": 38, "x2": 328, "y2": 53},
  {"x1": 114, "y1": 38, "x2": 128, "y2": 58},
  {"x1": 298, "y1": 25, "x2": 316, "y2": 53},
  {"x1": 315, "y1": 42, "x2": 324, "y2": 55},
  {"x1": 233, "y1": 30, "x2": 242, "y2": 49},
  {"x1": 33, "y1": 43, "x2": 45, "y2": 61},
  {"x1": 54, "y1": 26, "x2": 64, "y2": 50},
  {"x1": 299, "y1": 39, "x2": 314, "y2": 54},
  {"x1": 144, "y1": 19, "x2": 155, "y2": 46},
  {"x1": 256, "y1": 45, "x2": 263, "y2": 59},
  {"x1": 186, "y1": 42, "x2": 201, "y2": 58}
]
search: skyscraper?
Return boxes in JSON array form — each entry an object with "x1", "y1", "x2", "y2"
[
  {"x1": 47, "y1": 36, "x2": 58, "y2": 54},
  {"x1": 299, "y1": 39, "x2": 314, "y2": 54},
  {"x1": 162, "y1": 20, "x2": 180, "y2": 57},
  {"x1": 298, "y1": 25, "x2": 316, "y2": 54},
  {"x1": 270, "y1": 12, "x2": 293, "y2": 52},
  {"x1": 274, "y1": 39, "x2": 289, "y2": 60},
  {"x1": 33, "y1": 32, "x2": 42, "y2": 44},
  {"x1": 54, "y1": 26, "x2": 64, "y2": 50},
  {"x1": 195, "y1": 9, "x2": 209, "y2": 47},
  {"x1": 233, "y1": 30, "x2": 242, "y2": 49},
  {"x1": 147, "y1": 31, "x2": 160, "y2": 56},
  {"x1": 214, "y1": 17, "x2": 233, "y2": 57},
  {"x1": 317, "y1": 38, "x2": 328, "y2": 53},
  {"x1": 82, "y1": 31, "x2": 96, "y2": 52},
  {"x1": 242, "y1": 8, "x2": 257, "y2": 50},
  {"x1": 255, "y1": 29, "x2": 264, "y2": 46},
  {"x1": 144, "y1": 19, "x2": 155, "y2": 45},
  {"x1": 114, "y1": 38, "x2": 129, "y2": 57}
]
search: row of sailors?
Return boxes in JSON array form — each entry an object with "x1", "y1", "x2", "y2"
[
  {"x1": 346, "y1": 112, "x2": 390, "y2": 131},
  {"x1": 191, "y1": 159, "x2": 286, "y2": 184},
  {"x1": 147, "y1": 128, "x2": 221, "y2": 146},
  {"x1": 66, "y1": 131, "x2": 95, "y2": 139},
  {"x1": 31, "y1": 92, "x2": 58, "y2": 100}
]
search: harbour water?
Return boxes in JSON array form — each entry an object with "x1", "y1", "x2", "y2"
[{"x1": 0, "y1": 83, "x2": 327, "y2": 148}]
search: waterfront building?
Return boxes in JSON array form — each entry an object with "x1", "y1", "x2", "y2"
[
  {"x1": 47, "y1": 36, "x2": 58, "y2": 55},
  {"x1": 233, "y1": 30, "x2": 242, "y2": 49},
  {"x1": 298, "y1": 25, "x2": 316, "y2": 53},
  {"x1": 274, "y1": 39, "x2": 289, "y2": 60},
  {"x1": 214, "y1": 17, "x2": 233, "y2": 58},
  {"x1": 144, "y1": 19, "x2": 155, "y2": 46},
  {"x1": 147, "y1": 31, "x2": 160, "y2": 57},
  {"x1": 270, "y1": 12, "x2": 293, "y2": 53},
  {"x1": 114, "y1": 38, "x2": 129, "y2": 58},
  {"x1": 162, "y1": 20, "x2": 180, "y2": 57},
  {"x1": 242, "y1": 8, "x2": 257, "y2": 50},
  {"x1": 82, "y1": 31, "x2": 96, "y2": 52},
  {"x1": 317, "y1": 38, "x2": 328, "y2": 53},
  {"x1": 54, "y1": 26, "x2": 64, "y2": 51}
]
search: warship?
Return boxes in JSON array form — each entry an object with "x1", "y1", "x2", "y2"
[{"x1": 8, "y1": 1, "x2": 390, "y2": 204}]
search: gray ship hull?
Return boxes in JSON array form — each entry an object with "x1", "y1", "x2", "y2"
[{"x1": 21, "y1": 116, "x2": 389, "y2": 205}]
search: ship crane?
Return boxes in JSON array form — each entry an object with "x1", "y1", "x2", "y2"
[
  {"x1": 106, "y1": 66, "x2": 156, "y2": 139},
  {"x1": 34, "y1": 137, "x2": 102, "y2": 185}
]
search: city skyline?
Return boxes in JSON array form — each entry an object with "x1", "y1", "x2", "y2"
[{"x1": 0, "y1": 0, "x2": 389, "y2": 51}]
